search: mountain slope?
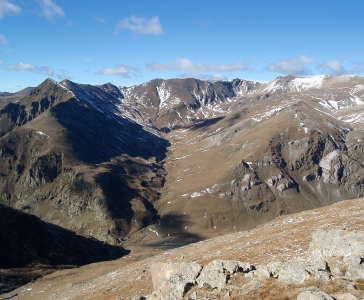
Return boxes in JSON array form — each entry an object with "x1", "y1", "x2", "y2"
[
  {"x1": 0, "y1": 79, "x2": 169, "y2": 244},
  {"x1": 0, "y1": 204, "x2": 128, "y2": 268},
  {"x1": 0, "y1": 86, "x2": 35, "y2": 109},
  {"x1": 0, "y1": 75, "x2": 364, "y2": 247}
]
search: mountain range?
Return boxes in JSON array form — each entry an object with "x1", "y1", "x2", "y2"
[{"x1": 0, "y1": 74, "x2": 364, "y2": 250}]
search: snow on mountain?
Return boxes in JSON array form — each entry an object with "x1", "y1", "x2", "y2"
[
  {"x1": 261, "y1": 75, "x2": 329, "y2": 94},
  {"x1": 2, "y1": 74, "x2": 364, "y2": 252},
  {"x1": 290, "y1": 75, "x2": 327, "y2": 91}
]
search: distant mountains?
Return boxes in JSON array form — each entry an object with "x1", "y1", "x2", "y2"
[
  {"x1": 0, "y1": 86, "x2": 35, "y2": 109},
  {"x1": 0, "y1": 75, "x2": 364, "y2": 247}
]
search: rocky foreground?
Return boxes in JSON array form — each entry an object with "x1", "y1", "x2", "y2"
[
  {"x1": 148, "y1": 229, "x2": 364, "y2": 299},
  {"x1": 2, "y1": 197, "x2": 364, "y2": 299}
]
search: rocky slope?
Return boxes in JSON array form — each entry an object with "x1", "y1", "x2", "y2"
[
  {"x1": 3, "y1": 197, "x2": 364, "y2": 299},
  {"x1": 0, "y1": 204, "x2": 128, "y2": 293},
  {"x1": 0, "y1": 79, "x2": 168, "y2": 244},
  {"x1": 0, "y1": 204, "x2": 128, "y2": 268},
  {"x1": 0, "y1": 86, "x2": 34, "y2": 109},
  {"x1": 0, "y1": 75, "x2": 364, "y2": 247}
]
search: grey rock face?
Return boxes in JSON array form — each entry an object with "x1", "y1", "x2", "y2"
[
  {"x1": 196, "y1": 260, "x2": 253, "y2": 290},
  {"x1": 277, "y1": 260, "x2": 313, "y2": 284},
  {"x1": 145, "y1": 230, "x2": 364, "y2": 300},
  {"x1": 150, "y1": 262, "x2": 202, "y2": 299},
  {"x1": 244, "y1": 264, "x2": 270, "y2": 279},
  {"x1": 159, "y1": 274, "x2": 195, "y2": 300},
  {"x1": 308, "y1": 229, "x2": 364, "y2": 279},
  {"x1": 266, "y1": 261, "x2": 282, "y2": 279}
]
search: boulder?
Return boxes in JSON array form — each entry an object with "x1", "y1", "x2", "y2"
[
  {"x1": 159, "y1": 274, "x2": 195, "y2": 300},
  {"x1": 266, "y1": 260, "x2": 313, "y2": 284},
  {"x1": 308, "y1": 230, "x2": 364, "y2": 279},
  {"x1": 278, "y1": 260, "x2": 313, "y2": 284},
  {"x1": 314, "y1": 270, "x2": 333, "y2": 283},
  {"x1": 244, "y1": 264, "x2": 270, "y2": 279},
  {"x1": 196, "y1": 260, "x2": 253, "y2": 290},
  {"x1": 150, "y1": 262, "x2": 202, "y2": 291},
  {"x1": 150, "y1": 262, "x2": 202, "y2": 299}
]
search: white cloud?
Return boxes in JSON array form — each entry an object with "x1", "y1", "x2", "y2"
[
  {"x1": 115, "y1": 15, "x2": 163, "y2": 35},
  {"x1": 95, "y1": 16, "x2": 106, "y2": 24},
  {"x1": 0, "y1": 59, "x2": 3, "y2": 65},
  {"x1": 7, "y1": 62, "x2": 36, "y2": 72},
  {"x1": 38, "y1": 0, "x2": 64, "y2": 21},
  {"x1": 6, "y1": 62, "x2": 68, "y2": 79},
  {"x1": 0, "y1": 0, "x2": 21, "y2": 18},
  {"x1": 178, "y1": 72, "x2": 228, "y2": 81},
  {"x1": 0, "y1": 34, "x2": 8, "y2": 44},
  {"x1": 266, "y1": 55, "x2": 315, "y2": 75},
  {"x1": 148, "y1": 58, "x2": 249, "y2": 72},
  {"x1": 96, "y1": 65, "x2": 140, "y2": 78},
  {"x1": 318, "y1": 59, "x2": 347, "y2": 76}
]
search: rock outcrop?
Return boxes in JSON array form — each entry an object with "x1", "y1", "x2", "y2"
[
  {"x1": 146, "y1": 229, "x2": 364, "y2": 300},
  {"x1": 150, "y1": 262, "x2": 202, "y2": 300}
]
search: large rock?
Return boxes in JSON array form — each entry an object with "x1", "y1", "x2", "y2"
[
  {"x1": 150, "y1": 262, "x2": 202, "y2": 300},
  {"x1": 308, "y1": 229, "x2": 364, "y2": 279},
  {"x1": 266, "y1": 260, "x2": 313, "y2": 284},
  {"x1": 196, "y1": 260, "x2": 253, "y2": 290},
  {"x1": 244, "y1": 264, "x2": 270, "y2": 279},
  {"x1": 159, "y1": 274, "x2": 195, "y2": 300},
  {"x1": 278, "y1": 260, "x2": 313, "y2": 284}
]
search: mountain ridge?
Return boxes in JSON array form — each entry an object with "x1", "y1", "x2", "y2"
[{"x1": 0, "y1": 74, "x2": 363, "y2": 247}]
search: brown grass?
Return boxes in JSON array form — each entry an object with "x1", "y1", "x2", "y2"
[{"x1": 3, "y1": 198, "x2": 364, "y2": 299}]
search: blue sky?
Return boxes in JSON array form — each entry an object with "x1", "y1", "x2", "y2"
[{"x1": 1, "y1": 0, "x2": 364, "y2": 92}]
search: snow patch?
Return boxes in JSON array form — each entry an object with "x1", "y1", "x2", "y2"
[
  {"x1": 149, "y1": 228, "x2": 159, "y2": 236},
  {"x1": 251, "y1": 106, "x2": 285, "y2": 122},
  {"x1": 290, "y1": 75, "x2": 326, "y2": 91}
]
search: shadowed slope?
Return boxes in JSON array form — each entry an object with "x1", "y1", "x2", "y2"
[{"x1": 0, "y1": 204, "x2": 128, "y2": 268}]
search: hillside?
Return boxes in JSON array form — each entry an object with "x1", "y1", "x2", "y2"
[
  {"x1": 0, "y1": 87, "x2": 34, "y2": 109},
  {"x1": 0, "y1": 75, "x2": 364, "y2": 248},
  {"x1": 3, "y1": 197, "x2": 364, "y2": 299}
]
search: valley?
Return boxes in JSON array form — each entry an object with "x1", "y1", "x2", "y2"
[{"x1": 1, "y1": 74, "x2": 364, "y2": 298}]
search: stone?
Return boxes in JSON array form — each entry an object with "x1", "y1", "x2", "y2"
[
  {"x1": 266, "y1": 261, "x2": 282, "y2": 278},
  {"x1": 244, "y1": 264, "x2": 270, "y2": 279},
  {"x1": 277, "y1": 260, "x2": 313, "y2": 284},
  {"x1": 331, "y1": 293, "x2": 358, "y2": 300},
  {"x1": 196, "y1": 260, "x2": 253, "y2": 290},
  {"x1": 315, "y1": 270, "x2": 333, "y2": 283},
  {"x1": 327, "y1": 256, "x2": 347, "y2": 276},
  {"x1": 308, "y1": 229, "x2": 364, "y2": 279},
  {"x1": 159, "y1": 274, "x2": 195, "y2": 300},
  {"x1": 145, "y1": 292, "x2": 160, "y2": 300},
  {"x1": 343, "y1": 252, "x2": 364, "y2": 279},
  {"x1": 196, "y1": 263, "x2": 229, "y2": 290},
  {"x1": 188, "y1": 291, "x2": 197, "y2": 300},
  {"x1": 296, "y1": 290, "x2": 335, "y2": 300},
  {"x1": 150, "y1": 262, "x2": 202, "y2": 291}
]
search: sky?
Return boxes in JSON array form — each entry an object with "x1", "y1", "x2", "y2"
[{"x1": 1, "y1": 0, "x2": 364, "y2": 92}]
